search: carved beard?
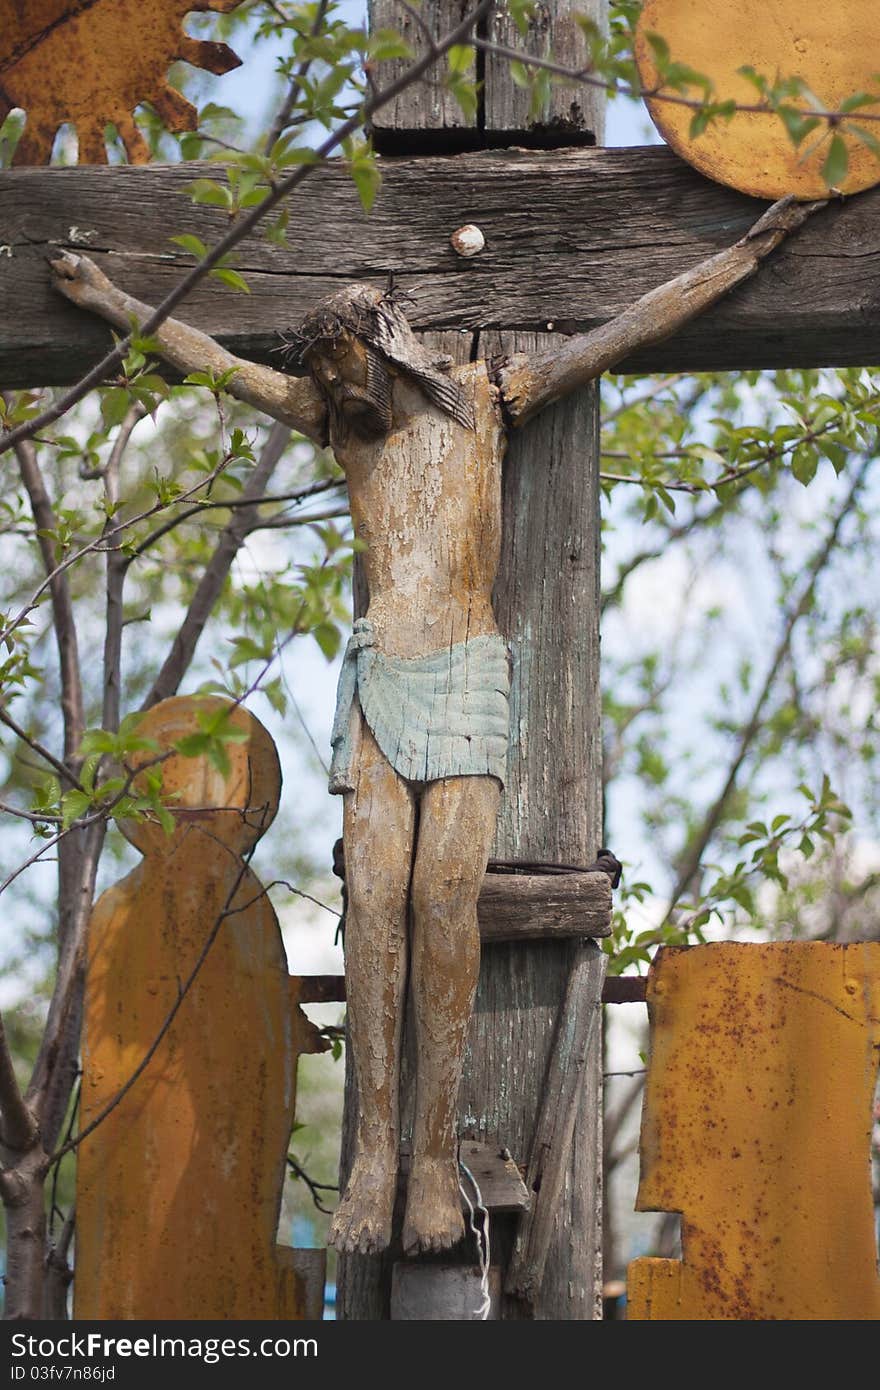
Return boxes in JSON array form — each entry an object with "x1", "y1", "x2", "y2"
[{"x1": 323, "y1": 347, "x2": 393, "y2": 443}]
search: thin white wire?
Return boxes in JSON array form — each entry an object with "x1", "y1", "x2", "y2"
[{"x1": 458, "y1": 1159, "x2": 492, "y2": 1320}]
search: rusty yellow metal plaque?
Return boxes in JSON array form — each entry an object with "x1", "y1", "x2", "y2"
[
  {"x1": 635, "y1": 0, "x2": 880, "y2": 199},
  {"x1": 0, "y1": 0, "x2": 243, "y2": 165},
  {"x1": 628, "y1": 942, "x2": 880, "y2": 1320},
  {"x1": 76, "y1": 697, "x2": 328, "y2": 1320}
]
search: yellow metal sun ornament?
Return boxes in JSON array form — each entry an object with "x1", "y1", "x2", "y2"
[{"x1": 0, "y1": 0, "x2": 244, "y2": 165}]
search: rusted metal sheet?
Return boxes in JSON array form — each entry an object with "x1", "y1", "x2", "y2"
[
  {"x1": 629, "y1": 942, "x2": 880, "y2": 1320},
  {"x1": 76, "y1": 695, "x2": 327, "y2": 1320},
  {"x1": 635, "y1": 0, "x2": 880, "y2": 199},
  {"x1": 0, "y1": 0, "x2": 242, "y2": 165}
]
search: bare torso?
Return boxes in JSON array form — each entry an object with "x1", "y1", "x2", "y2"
[{"x1": 330, "y1": 361, "x2": 506, "y2": 659}]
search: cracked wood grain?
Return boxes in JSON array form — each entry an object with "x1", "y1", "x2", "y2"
[{"x1": 3, "y1": 147, "x2": 879, "y2": 386}]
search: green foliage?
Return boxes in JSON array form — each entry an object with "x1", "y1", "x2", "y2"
[{"x1": 3, "y1": 0, "x2": 880, "y2": 1305}]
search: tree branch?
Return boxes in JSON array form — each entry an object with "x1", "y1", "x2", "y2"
[
  {"x1": 1, "y1": 440, "x2": 246, "y2": 652},
  {"x1": 263, "y1": 0, "x2": 331, "y2": 154},
  {"x1": 0, "y1": 705, "x2": 82, "y2": 790},
  {"x1": 472, "y1": 36, "x2": 880, "y2": 125},
  {"x1": 144, "y1": 419, "x2": 291, "y2": 707},
  {"x1": 10, "y1": 428, "x2": 84, "y2": 765},
  {"x1": 0, "y1": 1009, "x2": 38, "y2": 1154},
  {"x1": 0, "y1": 0, "x2": 494, "y2": 457},
  {"x1": 102, "y1": 406, "x2": 146, "y2": 734},
  {"x1": 660, "y1": 454, "x2": 873, "y2": 922},
  {"x1": 128, "y1": 476, "x2": 345, "y2": 559}
]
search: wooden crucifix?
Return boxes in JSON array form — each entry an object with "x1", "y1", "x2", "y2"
[
  {"x1": 5, "y1": 0, "x2": 880, "y2": 1323},
  {"x1": 51, "y1": 183, "x2": 817, "y2": 1262}
]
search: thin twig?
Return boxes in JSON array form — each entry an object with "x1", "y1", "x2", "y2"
[
  {"x1": 0, "y1": 1009, "x2": 38, "y2": 1154},
  {"x1": 225, "y1": 877, "x2": 342, "y2": 920},
  {"x1": 0, "y1": 800, "x2": 60, "y2": 825},
  {"x1": 49, "y1": 810, "x2": 271, "y2": 1166},
  {"x1": 10, "y1": 424, "x2": 84, "y2": 765},
  {"x1": 286, "y1": 1155, "x2": 338, "y2": 1215},
  {"x1": 144, "y1": 419, "x2": 291, "y2": 707},
  {"x1": 263, "y1": 0, "x2": 331, "y2": 154},
  {"x1": 602, "y1": 375, "x2": 687, "y2": 424},
  {"x1": 250, "y1": 505, "x2": 349, "y2": 530},
  {"x1": 598, "y1": 402, "x2": 876, "y2": 495},
  {"x1": 128, "y1": 476, "x2": 345, "y2": 559},
  {"x1": 103, "y1": 405, "x2": 146, "y2": 734},
  {"x1": 0, "y1": 707, "x2": 83, "y2": 790},
  {"x1": 48, "y1": 1081, "x2": 80, "y2": 1238},
  {"x1": 0, "y1": 0, "x2": 495, "y2": 458},
  {"x1": 473, "y1": 36, "x2": 880, "y2": 124},
  {"x1": 660, "y1": 454, "x2": 873, "y2": 924}
]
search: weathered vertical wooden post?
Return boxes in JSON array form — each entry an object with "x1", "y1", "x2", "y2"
[{"x1": 338, "y1": 0, "x2": 607, "y2": 1320}]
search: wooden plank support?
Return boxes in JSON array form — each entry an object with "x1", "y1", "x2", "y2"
[
  {"x1": 478, "y1": 868, "x2": 611, "y2": 941},
  {"x1": 298, "y1": 971, "x2": 645, "y2": 1005},
  {"x1": 390, "y1": 1264, "x2": 503, "y2": 1320},
  {"x1": 397, "y1": 1138, "x2": 530, "y2": 1214},
  {"x1": 336, "y1": 0, "x2": 609, "y2": 1322},
  {"x1": 504, "y1": 939, "x2": 607, "y2": 1304},
  {"x1": 3, "y1": 148, "x2": 880, "y2": 387}
]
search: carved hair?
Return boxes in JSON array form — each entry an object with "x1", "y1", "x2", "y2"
[{"x1": 280, "y1": 283, "x2": 475, "y2": 431}]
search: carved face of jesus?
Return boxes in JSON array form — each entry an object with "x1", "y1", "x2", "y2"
[{"x1": 306, "y1": 329, "x2": 393, "y2": 443}]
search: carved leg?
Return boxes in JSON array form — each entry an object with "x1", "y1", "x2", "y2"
[
  {"x1": 403, "y1": 774, "x2": 501, "y2": 1255},
  {"x1": 329, "y1": 721, "x2": 415, "y2": 1255}
]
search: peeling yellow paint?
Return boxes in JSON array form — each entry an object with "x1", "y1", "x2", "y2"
[
  {"x1": 0, "y1": 0, "x2": 243, "y2": 165},
  {"x1": 635, "y1": 1, "x2": 880, "y2": 199},
  {"x1": 75, "y1": 696, "x2": 326, "y2": 1320},
  {"x1": 628, "y1": 942, "x2": 880, "y2": 1320}
]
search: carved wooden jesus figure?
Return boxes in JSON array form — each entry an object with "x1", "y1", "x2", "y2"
[{"x1": 50, "y1": 192, "x2": 817, "y2": 1257}]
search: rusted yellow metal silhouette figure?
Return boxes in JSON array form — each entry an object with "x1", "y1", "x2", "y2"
[
  {"x1": 0, "y1": 0, "x2": 242, "y2": 165},
  {"x1": 75, "y1": 695, "x2": 326, "y2": 1320},
  {"x1": 629, "y1": 942, "x2": 880, "y2": 1320}
]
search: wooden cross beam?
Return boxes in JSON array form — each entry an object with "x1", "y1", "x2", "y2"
[{"x1": 2, "y1": 146, "x2": 879, "y2": 388}]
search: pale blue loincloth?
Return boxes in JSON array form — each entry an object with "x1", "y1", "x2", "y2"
[{"x1": 329, "y1": 619, "x2": 510, "y2": 793}]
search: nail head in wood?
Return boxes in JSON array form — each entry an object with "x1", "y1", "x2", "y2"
[{"x1": 450, "y1": 223, "x2": 485, "y2": 257}]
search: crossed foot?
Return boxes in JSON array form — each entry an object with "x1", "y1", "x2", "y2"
[{"x1": 328, "y1": 1148, "x2": 465, "y2": 1256}]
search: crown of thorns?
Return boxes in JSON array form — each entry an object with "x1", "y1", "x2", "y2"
[
  {"x1": 277, "y1": 282, "x2": 475, "y2": 431},
  {"x1": 278, "y1": 283, "x2": 412, "y2": 363}
]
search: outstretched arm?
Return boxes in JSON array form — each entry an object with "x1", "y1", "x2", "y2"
[
  {"x1": 50, "y1": 253, "x2": 327, "y2": 446},
  {"x1": 497, "y1": 196, "x2": 827, "y2": 428}
]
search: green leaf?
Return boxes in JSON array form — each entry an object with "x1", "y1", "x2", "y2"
[
  {"x1": 169, "y1": 233, "x2": 208, "y2": 260},
  {"x1": 313, "y1": 622, "x2": 341, "y2": 661},
  {"x1": 349, "y1": 151, "x2": 381, "y2": 213},
  {"x1": 737, "y1": 64, "x2": 767, "y2": 97},
  {"x1": 61, "y1": 789, "x2": 93, "y2": 830},
  {"x1": 209, "y1": 267, "x2": 251, "y2": 294},
  {"x1": 848, "y1": 123, "x2": 880, "y2": 157},
  {"x1": 777, "y1": 106, "x2": 820, "y2": 148},
  {"x1": 508, "y1": 0, "x2": 536, "y2": 36},
  {"x1": 689, "y1": 108, "x2": 711, "y2": 139},
  {"x1": 447, "y1": 44, "x2": 474, "y2": 76},
  {"x1": 791, "y1": 444, "x2": 818, "y2": 485},
  {"x1": 175, "y1": 732, "x2": 211, "y2": 759},
  {"x1": 646, "y1": 32, "x2": 670, "y2": 68},
  {"x1": 100, "y1": 388, "x2": 131, "y2": 430},
  {"x1": 839, "y1": 91, "x2": 880, "y2": 113},
  {"x1": 182, "y1": 178, "x2": 233, "y2": 208},
  {"x1": 367, "y1": 29, "x2": 413, "y2": 62},
  {"x1": 821, "y1": 133, "x2": 849, "y2": 188}
]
